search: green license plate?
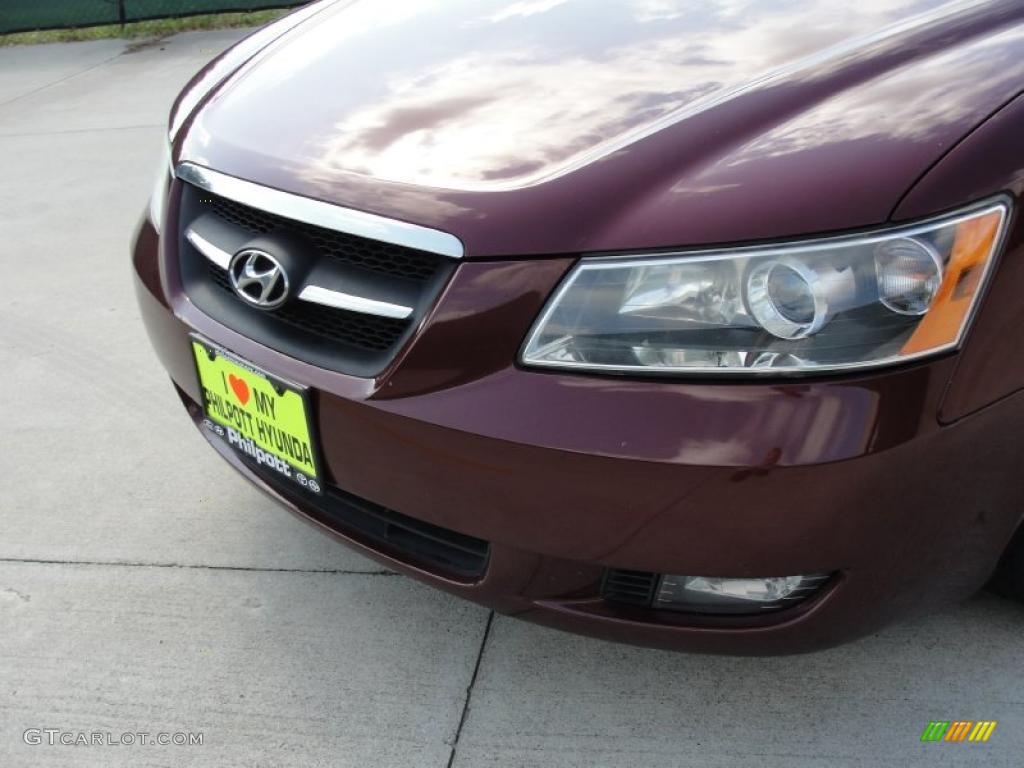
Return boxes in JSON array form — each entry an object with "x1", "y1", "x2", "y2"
[{"x1": 191, "y1": 337, "x2": 322, "y2": 494}]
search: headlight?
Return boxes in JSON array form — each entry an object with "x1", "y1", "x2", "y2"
[
  {"x1": 148, "y1": 141, "x2": 173, "y2": 234},
  {"x1": 522, "y1": 200, "x2": 1009, "y2": 375}
]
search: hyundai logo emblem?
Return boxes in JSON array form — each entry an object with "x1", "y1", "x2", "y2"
[{"x1": 228, "y1": 249, "x2": 289, "y2": 310}]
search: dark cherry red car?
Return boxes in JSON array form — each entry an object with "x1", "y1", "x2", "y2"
[{"x1": 134, "y1": 0, "x2": 1024, "y2": 653}]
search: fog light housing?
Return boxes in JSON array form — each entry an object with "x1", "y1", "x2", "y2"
[{"x1": 654, "y1": 573, "x2": 830, "y2": 614}]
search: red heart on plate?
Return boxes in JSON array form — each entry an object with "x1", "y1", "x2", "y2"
[{"x1": 228, "y1": 374, "x2": 250, "y2": 406}]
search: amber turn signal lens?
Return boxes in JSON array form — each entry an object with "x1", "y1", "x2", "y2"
[{"x1": 900, "y1": 209, "x2": 1005, "y2": 356}]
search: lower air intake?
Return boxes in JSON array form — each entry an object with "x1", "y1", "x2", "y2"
[
  {"x1": 602, "y1": 569, "x2": 659, "y2": 606},
  {"x1": 257, "y1": 467, "x2": 490, "y2": 582}
]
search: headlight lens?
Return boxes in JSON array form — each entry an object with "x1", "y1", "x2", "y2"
[
  {"x1": 148, "y1": 141, "x2": 173, "y2": 234},
  {"x1": 522, "y1": 201, "x2": 1009, "y2": 375}
]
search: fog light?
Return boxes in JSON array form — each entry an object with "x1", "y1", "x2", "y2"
[{"x1": 654, "y1": 573, "x2": 829, "y2": 614}]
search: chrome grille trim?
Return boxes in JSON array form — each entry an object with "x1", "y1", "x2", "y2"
[
  {"x1": 186, "y1": 226, "x2": 414, "y2": 320},
  {"x1": 185, "y1": 229, "x2": 231, "y2": 269},
  {"x1": 297, "y1": 285, "x2": 412, "y2": 320}
]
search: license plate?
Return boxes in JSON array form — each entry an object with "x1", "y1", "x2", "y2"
[{"x1": 191, "y1": 337, "x2": 322, "y2": 494}]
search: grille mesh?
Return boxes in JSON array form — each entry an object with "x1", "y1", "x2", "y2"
[
  {"x1": 207, "y1": 263, "x2": 407, "y2": 351},
  {"x1": 181, "y1": 181, "x2": 455, "y2": 376},
  {"x1": 209, "y1": 195, "x2": 442, "y2": 281}
]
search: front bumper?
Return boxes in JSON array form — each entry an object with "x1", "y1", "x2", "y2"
[{"x1": 133, "y1": 214, "x2": 1024, "y2": 654}]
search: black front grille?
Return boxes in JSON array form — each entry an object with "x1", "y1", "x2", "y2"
[
  {"x1": 602, "y1": 569, "x2": 659, "y2": 606},
  {"x1": 179, "y1": 182, "x2": 456, "y2": 377},
  {"x1": 207, "y1": 262, "x2": 407, "y2": 351},
  {"x1": 209, "y1": 194, "x2": 442, "y2": 282},
  {"x1": 256, "y1": 465, "x2": 490, "y2": 581},
  {"x1": 276, "y1": 298, "x2": 408, "y2": 352}
]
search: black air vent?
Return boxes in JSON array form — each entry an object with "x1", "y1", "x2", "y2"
[
  {"x1": 256, "y1": 466, "x2": 490, "y2": 581},
  {"x1": 602, "y1": 569, "x2": 659, "y2": 606}
]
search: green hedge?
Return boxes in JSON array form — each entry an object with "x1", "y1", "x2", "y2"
[{"x1": 1, "y1": 1, "x2": 304, "y2": 35}]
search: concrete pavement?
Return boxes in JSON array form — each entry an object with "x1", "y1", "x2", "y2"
[{"x1": 0, "y1": 29, "x2": 1021, "y2": 768}]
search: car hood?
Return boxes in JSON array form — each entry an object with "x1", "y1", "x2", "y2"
[{"x1": 180, "y1": 0, "x2": 1024, "y2": 256}]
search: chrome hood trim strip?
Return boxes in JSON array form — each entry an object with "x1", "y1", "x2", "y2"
[{"x1": 177, "y1": 163, "x2": 465, "y2": 259}]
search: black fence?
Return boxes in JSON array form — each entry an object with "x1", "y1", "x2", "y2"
[{"x1": 1, "y1": 1, "x2": 307, "y2": 35}]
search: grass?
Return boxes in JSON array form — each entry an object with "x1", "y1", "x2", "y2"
[{"x1": 0, "y1": 10, "x2": 290, "y2": 46}]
